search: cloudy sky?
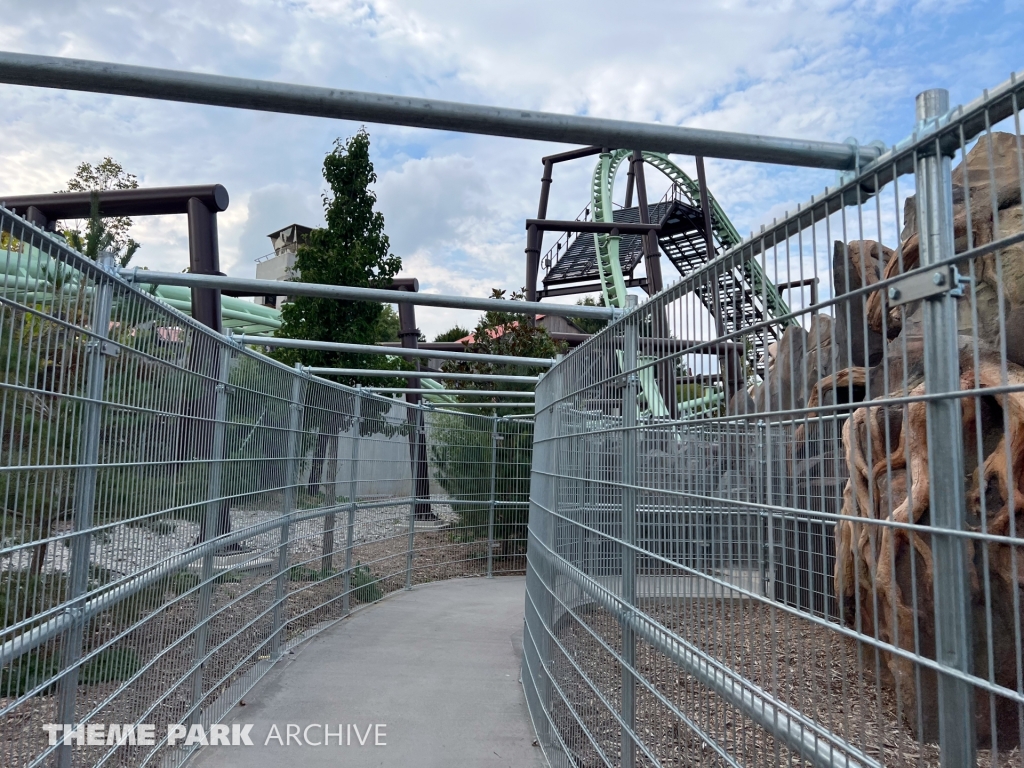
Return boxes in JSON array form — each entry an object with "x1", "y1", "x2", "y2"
[{"x1": 1, "y1": 0, "x2": 1022, "y2": 338}]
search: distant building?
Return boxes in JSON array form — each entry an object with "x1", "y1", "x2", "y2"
[
  {"x1": 253, "y1": 224, "x2": 313, "y2": 308},
  {"x1": 536, "y1": 314, "x2": 585, "y2": 335}
]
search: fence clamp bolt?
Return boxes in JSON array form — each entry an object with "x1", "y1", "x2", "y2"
[
  {"x1": 887, "y1": 266, "x2": 962, "y2": 306},
  {"x1": 87, "y1": 339, "x2": 120, "y2": 358},
  {"x1": 950, "y1": 273, "x2": 973, "y2": 298}
]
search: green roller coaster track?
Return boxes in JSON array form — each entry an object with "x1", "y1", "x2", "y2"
[
  {"x1": 591, "y1": 148, "x2": 792, "y2": 321},
  {"x1": 0, "y1": 241, "x2": 283, "y2": 335},
  {"x1": 590, "y1": 149, "x2": 795, "y2": 417},
  {"x1": 0, "y1": 233, "x2": 467, "y2": 408}
]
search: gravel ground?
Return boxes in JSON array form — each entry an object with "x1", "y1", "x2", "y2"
[
  {"x1": 1, "y1": 500, "x2": 526, "y2": 768},
  {"x1": 546, "y1": 597, "x2": 1022, "y2": 768}
]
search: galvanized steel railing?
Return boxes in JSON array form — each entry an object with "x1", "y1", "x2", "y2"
[
  {"x1": 0, "y1": 211, "x2": 532, "y2": 768},
  {"x1": 524, "y1": 73, "x2": 1024, "y2": 768}
]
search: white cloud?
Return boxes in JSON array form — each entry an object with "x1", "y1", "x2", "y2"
[{"x1": 0, "y1": 0, "x2": 1019, "y2": 342}]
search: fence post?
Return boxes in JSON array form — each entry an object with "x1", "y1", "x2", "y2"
[
  {"x1": 189, "y1": 342, "x2": 232, "y2": 726},
  {"x1": 915, "y1": 87, "x2": 975, "y2": 765},
  {"x1": 755, "y1": 419, "x2": 768, "y2": 597},
  {"x1": 343, "y1": 388, "x2": 362, "y2": 615},
  {"x1": 320, "y1": 419, "x2": 341, "y2": 577},
  {"x1": 620, "y1": 296, "x2": 639, "y2": 768},
  {"x1": 487, "y1": 413, "x2": 499, "y2": 578},
  {"x1": 56, "y1": 252, "x2": 116, "y2": 768},
  {"x1": 405, "y1": 410, "x2": 420, "y2": 590},
  {"x1": 270, "y1": 364, "x2": 305, "y2": 660}
]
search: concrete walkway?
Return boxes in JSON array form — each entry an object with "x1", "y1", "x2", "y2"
[{"x1": 191, "y1": 576, "x2": 545, "y2": 768}]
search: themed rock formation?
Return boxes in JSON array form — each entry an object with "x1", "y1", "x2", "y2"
[
  {"x1": 835, "y1": 132, "x2": 1024, "y2": 745},
  {"x1": 735, "y1": 132, "x2": 1024, "y2": 746}
]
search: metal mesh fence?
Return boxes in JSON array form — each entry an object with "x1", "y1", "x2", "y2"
[
  {"x1": 524, "y1": 75, "x2": 1024, "y2": 767},
  {"x1": 0, "y1": 210, "x2": 532, "y2": 768}
]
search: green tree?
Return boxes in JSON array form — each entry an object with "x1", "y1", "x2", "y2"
[
  {"x1": 60, "y1": 157, "x2": 141, "y2": 267},
  {"x1": 374, "y1": 305, "x2": 402, "y2": 343},
  {"x1": 271, "y1": 130, "x2": 404, "y2": 383},
  {"x1": 430, "y1": 289, "x2": 555, "y2": 545},
  {"x1": 434, "y1": 325, "x2": 470, "y2": 343},
  {"x1": 571, "y1": 294, "x2": 609, "y2": 335}
]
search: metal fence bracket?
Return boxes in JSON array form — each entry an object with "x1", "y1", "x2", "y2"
[{"x1": 887, "y1": 265, "x2": 961, "y2": 306}]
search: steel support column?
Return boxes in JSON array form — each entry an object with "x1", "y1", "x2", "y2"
[
  {"x1": 342, "y1": 389, "x2": 362, "y2": 615},
  {"x1": 526, "y1": 157, "x2": 554, "y2": 307},
  {"x1": 396, "y1": 283, "x2": 433, "y2": 520},
  {"x1": 55, "y1": 253, "x2": 115, "y2": 768},
  {"x1": 696, "y1": 155, "x2": 738, "y2": 399},
  {"x1": 632, "y1": 151, "x2": 676, "y2": 414},
  {"x1": 319, "y1": 426, "x2": 340, "y2": 577},
  {"x1": 487, "y1": 415, "x2": 499, "y2": 578},
  {"x1": 915, "y1": 88, "x2": 975, "y2": 766},
  {"x1": 631, "y1": 149, "x2": 662, "y2": 295},
  {"x1": 620, "y1": 302, "x2": 639, "y2": 768},
  {"x1": 525, "y1": 223, "x2": 541, "y2": 309},
  {"x1": 186, "y1": 196, "x2": 223, "y2": 333},
  {"x1": 189, "y1": 344, "x2": 232, "y2": 725},
  {"x1": 270, "y1": 365, "x2": 306, "y2": 660}
]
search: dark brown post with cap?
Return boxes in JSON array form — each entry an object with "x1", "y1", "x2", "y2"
[
  {"x1": 186, "y1": 197, "x2": 224, "y2": 333},
  {"x1": 1, "y1": 184, "x2": 231, "y2": 332},
  {"x1": 394, "y1": 279, "x2": 434, "y2": 520},
  {"x1": 631, "y1": 150, "x2": 662, "y2": 295},
  {"x1": 0, "y1": 185, "x2": 234, "y2": 540}
]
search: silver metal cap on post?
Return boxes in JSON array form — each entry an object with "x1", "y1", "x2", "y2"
[{"x1": 916, "y1": 87, "x2": 949, "y2": 124}]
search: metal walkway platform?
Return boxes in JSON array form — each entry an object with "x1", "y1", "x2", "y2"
[{"x1": 189, "y1": 576, "x2": 544, "y2": 768}]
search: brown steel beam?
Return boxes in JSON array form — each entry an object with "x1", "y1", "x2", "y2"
[
  {"x1": 526, "y1": 219, "x2": 662, "y2": 235},
  {"x1": 1, "y1": 184, "x2": 230, "y2": 332},
  {"x1": 776, "y1": 276, "x2": 819, "y2": 307},
  {"x1": 540, "y1": 278, "x2": 648, "y2": 299},
  {"x1": 540, "y1": 145, "x2": 603, "y2": 164},
  {"x1": 1, "y1": 184, "x2": 229, "y2": 219}
]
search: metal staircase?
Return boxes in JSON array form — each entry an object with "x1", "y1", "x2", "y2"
[{"x1": 541, "y1": 152, "x2": 795, "y2": 379}]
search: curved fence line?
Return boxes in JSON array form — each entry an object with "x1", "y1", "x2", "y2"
[
  {"x1": 0, "y1": 208, "x2": 533, "y2": 768},
  {"x1": 524, "y1": 74, "x2": 1024, "y2": 767}
]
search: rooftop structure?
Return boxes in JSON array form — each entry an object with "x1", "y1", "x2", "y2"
[{"x1": 254, "y1": 223, "x2": 313, "y2": 308}]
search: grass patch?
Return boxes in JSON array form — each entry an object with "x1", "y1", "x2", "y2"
[
  {"x1": 0, "y1": 647, "x2": 140, "y2": 698},
  {"x1": 349, "y1": 563, "x2": 383, "y2": 604}
]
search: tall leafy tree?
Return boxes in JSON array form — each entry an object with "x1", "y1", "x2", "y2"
[
  {"x1": 60, "y1": 157, "x2": 141, "y2": 267},
  {"x1": 572, "y1": 294, "x2": 609, "y2": 335},
  {"x1": 272, "y1": 129, "x2": 403, "y2": 379}
]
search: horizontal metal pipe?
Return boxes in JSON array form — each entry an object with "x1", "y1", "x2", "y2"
[
  {"x1": 0, "y1": 500, "x2": 345, "y2": 669},
  {"x1": 423, "y1": 402, "x2": 533, "y2": 409},
  {"x1": 238, "y1": 334, "x2": 554, "y2": 368},
  {"x1": 377, "y1": 332, "x2": 592, "y2": 353},
  {"x1": 122, "y1": 269, "x2": 617, "y2": 321},
  {"x1": 525, "y1": 219, "x2": 661, "y2": 235},
  {"x1": 367, "y1": 388, "x2": 534, "y2": 397},
  {"x1": 0, "y1": 52, "x2": 880, "y2": 170},
  {"x1": 304, "y1": 367, "x2": 540, "y2": 384}
]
